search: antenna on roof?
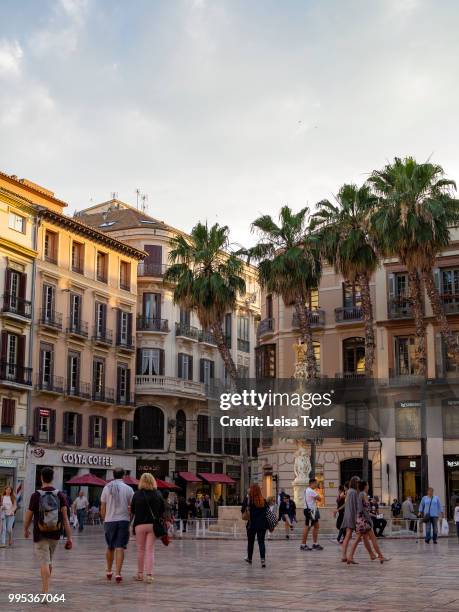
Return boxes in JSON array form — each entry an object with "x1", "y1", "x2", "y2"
[
  {"x1": 111, "y1": 191, "x2": 118, "y2": 200},
  {"x1": 135, "y1": 188, "x2": 141, "y2": 209},
  {"x1": 141, "y1": 193, "x2": 149, "y2": 213}
]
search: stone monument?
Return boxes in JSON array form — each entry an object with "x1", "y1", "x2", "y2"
[{"x1": 292, "y1": 441, "x2": 311, "y2": 508}]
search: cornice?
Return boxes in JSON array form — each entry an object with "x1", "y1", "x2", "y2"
[{"x1": 0, "y1": 236, "x2": 37, "y2": 260}]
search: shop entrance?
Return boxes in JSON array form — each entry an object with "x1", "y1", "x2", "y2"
[
  {"x1": 397, "y1": 456, "x2": 422, "y2": 504},
  {"x1": 445, "y1": 456, "x2": 459, "y2": 519}
]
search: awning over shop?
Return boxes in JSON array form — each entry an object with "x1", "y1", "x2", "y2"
[
  {"x1": 156, "y1": 478, "x2": 180, "y2": 490},
  {"x1": 198, "y1": 473, "x2": 236, "y2": 485},
  {"x1": 177, "y1": 471, "x2": 202, "y2": 483},
  {"x1": 66, "y1": 473, "x2": 107, "y2": 486}
]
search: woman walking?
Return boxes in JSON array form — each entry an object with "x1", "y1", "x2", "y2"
[
  {"x1": 335, "y1": 484, "x2": 346, "y2": 543},
  {"x1": 0, "y1": 486, "x2": 16, "y2": 547},
  {"x1": 130, "y1": 473, "x2": 165, "y2": 583},
  {"x1": 340, "y1": 476, "x2": 360, "y2": 562},
  {"x1": 241, "y1": 484, "x2": 269, "y2": 567}
]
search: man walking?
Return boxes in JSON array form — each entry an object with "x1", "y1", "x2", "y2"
[
  {"x1": 72, "y1": 490, "x2": 89, "y2": 532},
  {"x1": 300, "y1": 478, "x2": 323, "y2": 551},
  {"x1": 419, "y1": 487, "x2": 443, "y2": 544},
  {"x1": 100, "y1": 467, "x2": 133, "y2": 583},
  {"x1": 23, "y1": 467, "x2": 73, "y2": 594}
]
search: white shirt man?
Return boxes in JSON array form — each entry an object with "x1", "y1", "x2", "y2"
[{"x1": 300, "y1": 478, "x2": 323, "y2": 551}]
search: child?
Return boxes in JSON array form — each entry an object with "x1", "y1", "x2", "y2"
[{"x1": 455, "y1": 500, "x2": 459, "y2": 541}]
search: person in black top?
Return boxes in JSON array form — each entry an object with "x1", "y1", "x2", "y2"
[
  {"x1": 335, "y1": 484, "x2": 346, "y2": 543},
  {"x1": 130, "y1": 473, "x2": 165, "y2": 582},
  {"x1": 241, "y1": 484, "x2": 269, "y2": 567}
]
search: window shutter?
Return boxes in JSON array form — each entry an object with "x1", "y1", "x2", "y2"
[
  {"x1": 127, "y1": 313, "x2": 133, "y2": 343},
  {"x1": 92, "y1": 360, "x2": 97, "y2": 394},
  {"x1": 159, "y1": 349, "x2": 165, "y2": 375},
  {"x1": 49, "y1": 409, "x2": 56, "y2": 444},
  {"x1": 101, "y1": 416, "x2": 107, "y2": 448},
  {"x1": 433, "y1": 268, "x2": 441, "y2": 291},
  {"x1": 126, "y1": 369, "x2": 131, "y2": 400},
  {"x1": 388, "y1": 273, "x2": 395, "y2": 299},
  {"x1": 116, "y1": 365, "x2": 122, "y2": 400},
  {"x1": 1, "y1": 399, "x2": 15, "y2": 428},
  {"x1": 1, "y1": 331, "x2": 8, "y2": 361},
  {"x1": 178, "y1": 353, "x2": 183, "y2": 378},
  {"x1": 88, "y1": 415, "x2": 95, "y2": 448},
  {"x1": 19, "y1": 272, "x2": 27, "y2": 300},
  {"x1": 210, "y1": 360, "x2": 215, "y2": 379},
  {"x1": 116, "y1": 309, "x2": 121, "y2": 343},
  {"x1": 17, "y1": 336, "x2": 26, "y2": 379},
  {"x1": 33, "y1": 406, "x2": 40, "y2": 441},
  {"x1": 436, "y1": 333, "x2": 444, "y2": 378},
  {"x1": 189, "y1": 355, "x2": 193, "y2": 381},
  {"x1": 136, "y1": 349, "x2": 142, "y2": 375},
  {"x1": 200, "y1": 359, "x2": 205, "y2": 383},
  {"x1": 4, "y1": 269, "x2": 11, "y2": 296},
  {"x1": 112, "y1": 419, "x2": 118, "y2": 449},
  {"x1": 102, "y1": 303, "x2": 107, "y2": 331},
  {"x1": 76, "y1": 413, "x2": 82, "y2": 446},
  {"x1": 125, "y1": 421, "x2": 133, "y2": 450},
  {"x1": 63, "y1": 412, "x2": 69, "y2": 444}
]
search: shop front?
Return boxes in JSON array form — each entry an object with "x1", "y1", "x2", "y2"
[
  {"x1": 397, "y1": 456, "x2": 422, "y2": 504},
  {"x1": 444, "y1": 455, "x2": 459, "y2": 519},
  {"x1": 136, "y1": 458, "x2": 169, "y2": 481},
  {"x1": 23, "y1": 445, "x2": 137, "y2": 517}
]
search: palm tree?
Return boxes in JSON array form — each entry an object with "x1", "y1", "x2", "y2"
[
  {"x1": 312, "y1": 184, "x2": 379, "y2": 377},
  {"x1": 163, "y1": 222, "x2": 250, "y2": 487},
  {"x1": 245, "y1": 206, "x2": 322, "y2": 379},
  {"x1": 369, "y1": 157, "x2": 459, "y2": 375}
]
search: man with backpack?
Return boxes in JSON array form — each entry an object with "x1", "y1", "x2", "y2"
[{"x1": 23, "y1": 466, "x2": 73, "y2": 594}]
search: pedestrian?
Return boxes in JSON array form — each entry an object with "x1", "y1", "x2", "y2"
[
  {"x1": 202, "y1": 494, "x2": 211, "y2": 519},
  {"x1": 161, "y1": 490, "x2": 174, "y2": 535},
  {"x1": 454, "y1": 500, "x2": 459, "y2": 541},
  {"x1": 188, "y1": 497, "x2": 197, "y2": 518},
  {"x1": 0, "y1": 486, "x2": 17, "y2": 547},
  {"x1": 300, "y1": 477, "x2": 323, "y2": 551},
  {"x1": 340, "y1": 475, "x2": 359, "y2": 562},
  {"x1": 279, "y1": 494, "x2": 295, "y2": 539},
  {"x1": 370, "y1": 496, "x2": 387, "y2": 537},
  {"x1": 401, "y1": 496, "x2": 417, "y2": 532},
  {"x1": 335, "y1": 484, "x2": 346, "y2": 543},
  {"x1": 241, "y1": 484, "x2": 269, "y2": 567},
  {"x1": 100, "y1": 467, "x2": 134, "y2": 583},
  {"x1": 72, "y1": 490, "x2": 89, "y2": 533},
  {"x1": 130, "y1": 473, "x2": 165, "y2": 583},
  {"x1": 391, "y1": 498, "x2": 401, "y2": 517},
  {"x1": 418, "y1": 487, "x2": 443, "y2": 544},
  {"x1": 177, "y1": 496, "x2": 189, "y2": 532},
  {"x1": 23, "y1": 467, "x2": 73, "y2": 594}
]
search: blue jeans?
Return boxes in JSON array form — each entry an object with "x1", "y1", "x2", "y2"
[
  {"x1": 1, "y1": 515, "x2": 15, "y2": 545},
  {"x1": 77, "y1": 509, "x2": 86, "y2": 531},
  {"x1": 425, "y1": 516, "x2": 438, "y2": 542}
]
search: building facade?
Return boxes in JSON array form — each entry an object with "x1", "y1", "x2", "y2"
[
  {"x1": 255, "y1": 243, "x2": 459, "y2": 517},
  {"x1": 78, "y1": 200, "x2": 260, "y2": 505}
]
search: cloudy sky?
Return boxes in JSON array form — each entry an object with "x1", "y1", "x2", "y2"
[{"x1": 1, "y1": 0, "x2": 459, "y2": 246}]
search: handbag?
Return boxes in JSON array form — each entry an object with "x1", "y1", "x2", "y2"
[
  {"x1": 142, "y1": 491, "x2": 169, "y2": 545},
  {"x1": 422, "y1": 498, "x2": 433, "y2": 524},
  {"x1": 266, "y1": 504, "x2": 278, "y2": 532},
  {"x1": 242, "y1": 508, "x2": 250, "y2": 522}
]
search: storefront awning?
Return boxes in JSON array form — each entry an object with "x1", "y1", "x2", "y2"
[
  {"x1": 156, "y1": 478, "x2": 180, "y2": 490},
  {"x1": 178, "y1": 471, "x2": 202, "y2": 483},
  {"x1": 66, "y1": 473, "x2": 107, "y2": 486},
  {"x1": 198, "y1": 473, "x2": 236, "y2": 485}
]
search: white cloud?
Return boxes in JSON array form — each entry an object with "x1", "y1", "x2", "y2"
[{"x1": 0, "y1": 40, "x2": 23, "y2": 76}]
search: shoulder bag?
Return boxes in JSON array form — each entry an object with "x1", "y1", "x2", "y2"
[
  {"x1": 422, "y1": 498, "x2": 433, "y2": 524},
  {"x1": 142, "y1": 491, "x2": 169, "y2": 544},
  {"x1": 265, "y1": 503, "x2": 278, "y2": 532}
]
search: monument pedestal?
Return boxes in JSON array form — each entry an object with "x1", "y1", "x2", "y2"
[{"x1": 293, "y1": 480, "x2": 308, "y2": 509}]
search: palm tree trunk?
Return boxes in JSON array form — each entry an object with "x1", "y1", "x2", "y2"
[
  {"x1": 358, "y1": 272, "x2": 375, "y2": 377},
  {"x1": 408, "y1": 270, "x2": 427, "y2": 377},
  {"x1": 294, "y1": 295, "x2": 318, "y2": 379},
  {"x1": 422, "y1": 269, "x2": 459, "y2": 362},
  {"x1": 210, "y1": 322, "x2": 249, "y2": 494}
]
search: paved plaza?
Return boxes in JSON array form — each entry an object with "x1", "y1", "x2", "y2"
[{"x1": 1, "y1": 527, "x2": 459, "y2": 612}]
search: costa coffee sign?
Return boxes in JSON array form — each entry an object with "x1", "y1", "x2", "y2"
[{"x1": 62, "y1": 453, "x2": 113, "y2": 466}]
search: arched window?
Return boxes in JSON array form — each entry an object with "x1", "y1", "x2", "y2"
[
  {"x1": 176, "y1": 409, "x2": 186, "y2": 451},
  {"x1": 134, "y1": 406, "x2": 164, "y2": 449},
  {"x1": 343, "y1": 337, "x2": 365, "y2": 375}
]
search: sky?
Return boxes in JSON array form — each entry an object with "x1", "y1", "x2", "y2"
[{"x1": 1, "y1": 0, "x2": 459, "y2": 247}]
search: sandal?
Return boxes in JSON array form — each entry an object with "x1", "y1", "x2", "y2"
[
  {"x1": 347, "y1": 559, "x2": 358, "y2": 565},
  {"x1": 115, "y1": 575, "x2": 122, "y2": 583},
  {"x1": 134, "y1": 574, "x2": 144, "y2": 581},
  {"x1": 106, "y1": 571, "x2": 113, "y2": 581},
  {"x1": 379, "y1": 557, "x2": 391, "y2": 564}
]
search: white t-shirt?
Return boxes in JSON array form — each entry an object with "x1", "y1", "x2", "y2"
[
  {"x1": 304, "y1": 487, "x2": 319, "y2": 511},
  {"x1": 1, "y1": 495, "x2": 14, "y2": 516},
  {"x1": 101, "y1": 480, "x2": 133, "y2": 522},
  {"x1": 454, "y1": 506, "x2": 459, "y2": 522},
  {"x1": 74, "y1": 496, "x2": 88, "y2": 510}
]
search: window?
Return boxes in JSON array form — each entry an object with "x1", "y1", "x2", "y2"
[
  {"x1": 70, "y1": 293, "x2": 82, "y2": 329},
  {"x1": 200, "y1": 359, "x2": 214, "y2": 385},
  {"x1": 134, "y1": 406, "x2": 164, "y2": 449},
  {"x1": 395, "y1": 402, "x2": 421, "y2": 439},
  {"x1": 67, "y1": 351, "x2": 80, "y2": 394},
  {"x1": 120, "y1": 261, "x2": 131, "y2": 291},
  {"x1": 138, "y1": 348, "x2": 164, "y2": 376},
  {"x1": 95, "y1": 302, "x2": 107, "y2": 338},
  {"x1": 93, "y1": 358, "x2": 105, "y2": 398},
  {"x1": 180, "y1": 308, "x2": 191, "y2": 326},
  {"x1": 143, "y1": 245, "x2": 163, "y2": 276},
  {"x1": 224, "y1": 313, "x2": 232, "y2": 348},
  {"x1": 1, "y1": 398, "x2": 15, "y2": 433},
  {"x1": 8, "y1": 211, "x2": 25, "y2": 233},
  {"x1": 395, "y1": 336, "x2": 418, "y2": 376},
  {"x1": 89, "y1": 415, "x2": 106, "y2": 448},
  {"x1": 388, "y1": 272, "x2": 410, "y2": 317},
  {"x1": 6, "y1": 269, "x2": 21, "y2": 310},
  {"x1": 255, "y1": 344, "x2": 276, "y2": 379},
  {"x1": 115, "y1": 419, "x2": 125, "y2": 449},
  {"x1": 143, "y1": 293, "x2": 161, "y2": 320},
  {"x1": 7, "y1": 334, "x2": 18, "y2": 369},
  {"x1": 197, "y1": 414, "x2": 211, "y2": 453},
  {"x1": 1, "y1": 331, "x2": 25, "y2": 382},
  {"x1": 309, "y1": 289, "x2": 319, "y2": 310},
  {"x1": 117, "y1": 363, "x2": 129, "y2": 402},
  {"x1": 63, "y1": 412, "x2": 80, "y2": 445},
  {"x1": 178, "y1": 353, "x2": 193, "y2": 380},
  {"x1": 266, "y1": 294, "x2": 273, "y2": 319},
  {"x1": 42, "y1": 284, "x2": 55, "y2": 321},
  {"x1": 117, "y1": 310, "x2": 132, "y2": 346},
  {"x1": 441, "y1": 268, "x2": 459, "y2": 297},
  {"x1": 33, "y1": 407, "x2": 55, "y2": 443},
  {"x1": 343, "y1": 337, "x2": 365, "y2": 374},
  {"x1": 96, "y1": 251, "x2": 108, "y2": 283},
  {"x1": 44, "y1": 230, "x2": 58, "y2": 264},
  {"x1": 343, "y1": 282, "x2": 361, "y2": 308},
  {"x1": 176, "y1": 409, "x2": 187, "y2": 451},
  {"x1": 237, "y1": 316, "x2": 250, "y2": 352},
  {"x1": 93, "y1": 416, "x2": 103, "y2": 448},
  {"x1": 71, "y1": 242, "x2": 84, "y2": 274},
  {"x1": 443, "y1": 332, "x2": 459, "y2": 373},
  {"x1": 39, "y1": 412, "x2": 49, "y2": 442},
  {"x1": 443, "y1": 401, "x2": 459, "y2": 439},
  {"x1": 40, "y1": 343, "x2": 54, "y2": 389}
]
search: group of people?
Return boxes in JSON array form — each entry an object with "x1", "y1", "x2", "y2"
[
  {"x1": 336, "y1": 483, "x2": 387, "y2": 543},
  {"x1": 0, "y1": 486, "x2": 17, "y2": 547}
]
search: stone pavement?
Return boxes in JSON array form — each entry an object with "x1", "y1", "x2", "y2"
[{"x1": 1, "y1": 527, "x2": 459, "y2": 612}]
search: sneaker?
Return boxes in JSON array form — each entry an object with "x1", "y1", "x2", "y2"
[
  {"x1": 286, "y1": 534, "x2": 290, "y2": 540},
  {"x1": 300, "y1": 544, "x2": 312, "y2": 551},
  {"x1": 433, "y1": 540, "x2": 438, "y2": 544},
  {"x1": 425, "y1": 539, "x2": 431, "y2": 544},
  {"x1": 312, "y1": 544, "x2": 323, "y2": 550},
  {"x1": 244, "y1": 557, "x2": 252, "y2": 564}
]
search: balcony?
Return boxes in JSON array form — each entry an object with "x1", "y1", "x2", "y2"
[
  {"x1": 136, "y1": 374, "x2": 206, "y2": 399},
  {"x1": 116, "y1": 392, "x2": 136, "y2": 407},
  {"x1": 2, "y1": 294, "x2": 32, "y2": 320},
  {"x1": 137, "y1": 262, "x2": 167, "y2": 277},
  {"x1": 137, "y1": 317, "x2": 169, "y2": 333},
  {"x1": 116, "y1": 335, "x2": 135, "y2": 352},
  {"x1": 92, "y1": 327, "x2": 113, "y2": 346},
  {"x1": 335, "y1": 306, "x2": 363, "y2": 323},
  {"x1": 441, "y1": 295, "x2": 459, "y2": 314},
  {"x1": 39, "y1": 309, "x2": 63, "y2": 331},
  {"x1": 66, "y1": 381, "x2": 91, "y2": 400},
  {"x1": 92, "y1": 387, "x2": 115, "y2": 404},
  {"x1": 0, "y1": 362, "x2": 32, "y2": 386},
  {"x1": 237, "y1": 338, "x2": 250, "y2": 353},
  {"x1": 336, "y1": 371, "x2": 366, "y2": 380},
  {"x1": 120, "y1": 282, "x2": 131, "y2": 292},
  {"x1": 257, "y1": 318, "x2": 274, "y2": 338},
  {"x1": 388, "y1": 297, "x2": 412, "y2": 319},
  {"x1": 199, "y1": 329, "x2": 216, "y2": 346},
  {"x1": 292, "y1": 309, "x2": 325, "y2": 328},
  {"x1": 175, "y1": 322, "x2": 200, "y2": 341},
  {"x1": 35, "y1": 374, "x2": 64, "y2": 394},
  {"x1": 66, "y1": 318, "x2": 88, "y2": 339}
]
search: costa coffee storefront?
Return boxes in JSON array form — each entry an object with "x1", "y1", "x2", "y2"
[{"x1": 23, "y1": 446, "x2": 137, "y2": 515}]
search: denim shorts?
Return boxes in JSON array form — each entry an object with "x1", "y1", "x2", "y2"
[{"x1": 104, "y1": 520, "x2": 130, "y2": 550}]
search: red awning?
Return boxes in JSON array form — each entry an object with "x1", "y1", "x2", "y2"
[
  {"x1": 177, "y1": 471, "x2": 202, "y2": 483},
  {"x1": 155, "y1": 478, "x2": 180, "y2": 490},
  {"x1": 198, "y1": 473, "x2": 236, "y2": 485},
  {"x1": 123, "y1": 475, "x2": 139, "y2": 486},
  {"x1": 66, "y1": 473, "x2": 107, "y2": 487}
]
